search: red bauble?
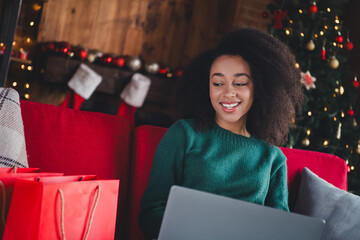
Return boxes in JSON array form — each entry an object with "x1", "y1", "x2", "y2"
[
  {"x1": 41, "y1": 42, "x2": 55, "y2": 52},
  {"x1": 308, "y1": 3, "x2": 317, "y2": 13},
  {"x1": 159, "y1": 68, "x2": 167, "y2": 74},
  {"x1": 352, "y1": 80, "x2": 359, "y2": 88},
  {"x1": 321, "y1": 47, "x2": 326, "y2": 60},
  {"x1": 73, "y1": 47, "x2": 88, "y2": 61},
  {"x1": 335, "y1": 35, "x2": 343, "y2": 44},
  {"x1": 55, "y1": 42, "x2": 71, "y2": 55},
  {"x1": 176, "y1": 69, "x2": 184, "y2": 78},
  {"x1": 112, "y1": 56, "x2": 126, "y2": 68},
  {"x1": 262, "y1": 11, "x2": 269, "y2": 18},
  {"x1": 347, "y1": 165, "x2": 351, "y2": 173},
  {"x1": 347, "y1": 109, "x2": 354, "y2": 116},
  {"x1": 100, "y1": 54, "x2": 113, "y2": 64},
  {"x1": 344, "y1": 40, "x2": 354, "y2": 51},
  {"x1": 0, "y1": 45, "x2": 5, "y2": 55}
]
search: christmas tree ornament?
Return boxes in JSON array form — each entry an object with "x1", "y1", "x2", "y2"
[
  {"x1": 329, "y1": 56, "x2": 339, "y2": 69},
  {"x1": 306, "y1": 40, "x2": 315, "y2": 51},
  {"x1": 159, "y1": 68, "x2": 168, "y2": 74},
  {"x1": 145, "y1": 61, "x2": 160, "y2": 74},
  {"x1": 353, "y1": 119, "x2": 358, "y2": 127},
  {"x1": 346, "y1": 107, "x2": 354, "y2": 116},
  {"x1": 87, "y1": 49, "x2": 102, "y2": 63},
  {"x1": 262, "y1": 11, "x2": 269, "y2": 18},
  {"x1": 352, "y1": 76, "x2": 359, "y2": 89},
  {"x1": 344, "y1": 39, "x2": 354, "y2": 51},
  {"x1": 273, "y1": 9, "x2": 288, "y2": 29},
  {"x1": 55, "y1": 41, "x2": 71, "y2": 55},
  {"x1": 336, "y1": 122, "x2": 342, "y2": 139},
  {"x1": 73, "y1": 46, "x2": 88, "y2": 61},
  {"x1": 0, "y1": 45, "x2": 5, "y2": 55},
  {"x1": 308, "y1": 2, "x2": 317, "y2": 14},
  {"x1": 302, "y1": 137, "x2": 310, "y2": 146},
  {"x1": 300, "y1": 70, "x2": 316, "y2": 90},
  {"x1": 41, "y1": 42, "x2": 55, "y2": 52},
  {"x1": 321, "y1": 47, "x2": 326, "y2": 60},
  {"x1": 356, "y1": 140, "x2": 360, "y2": 154},
  {"x1": 335, "y1": 32, "x2": 343, "y2": 44},
  {"x1": 175, "y1": 68, "x2": 184, "y2": 78},
  {"x1": 100, "y1": 53, "x2": 114, "y2": 64},
  {"x1": 112, "y1": 55, "x2": 126, "y2": 68},
  {"x1": 126, "y1": 56, "x2": 142, "y2": 71}
]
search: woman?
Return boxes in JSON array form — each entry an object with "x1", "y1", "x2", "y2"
[{"x1": 139, "y1": 28, "x2": 303, "y2": 239}]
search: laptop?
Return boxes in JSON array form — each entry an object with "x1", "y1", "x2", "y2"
[{"x1": 158, "y1": 185, "x2": 325, "y2": 240}]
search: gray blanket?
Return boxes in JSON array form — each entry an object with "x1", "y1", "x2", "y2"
[{"x1": 0, "y1": 88, "x2": 28, "y2": 167}]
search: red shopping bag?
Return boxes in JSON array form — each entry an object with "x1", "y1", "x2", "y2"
[
  {"x1": 0, "y1": 171, "x2": 64, "y2": 237},
  {"x1": 0, "y1": 167, "x2": 40, "y2": 173},
  {"x1": 3, "y1": 175, "x2": 120, "y2": 240}
]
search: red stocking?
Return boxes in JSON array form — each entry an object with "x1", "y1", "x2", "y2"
[
  {"x1": 118, "y1": 73, "x2": 151, "y2": 126},
  {"x1": 59, "y1": 90, "x2": 85, "y2": 110},
  {"x1": 60, "y1": 63, "x2": 101, "y2": 110},
  {"x1": 117, "y1": 101, "x2": 137, "y2": 125}
]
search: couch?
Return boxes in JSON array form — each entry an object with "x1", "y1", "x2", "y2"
[{"x1": 20, "y1": 100, "x2": 349, "y2": 239}]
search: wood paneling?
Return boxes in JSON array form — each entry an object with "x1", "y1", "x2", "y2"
[{"x1": 37, "y1": 0, "x2": 270, "y2": 69}]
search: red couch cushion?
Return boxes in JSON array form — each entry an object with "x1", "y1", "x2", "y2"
[
  {"x1": 281, "y1": 147, "x2": 347, "y2": 209},
  {"x1": 128, "y1": 125, "x2": 348, "y2": 240},
  {"x1": 20, "y1": 100, "x2": 132, "y2": 238}
]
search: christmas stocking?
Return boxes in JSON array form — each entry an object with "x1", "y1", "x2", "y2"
[
  {"x1": 60, "y1": 64, "x2": 102, "y2": 110},
  {"x1": 118, "y1": 73, "x2": 151, "y2": 124}
]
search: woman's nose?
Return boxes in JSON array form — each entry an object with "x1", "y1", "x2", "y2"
[{"x1": 224, "y1": 85, "x2": 236, "y2": 96}]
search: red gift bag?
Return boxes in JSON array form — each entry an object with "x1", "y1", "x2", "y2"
[
  {"x1": 0, "y1": 171, "x2": 64, "y2": 237},
  {"x1": 3, "y1": 175, "x2": 120, "y2": 240},
  {"x1": 0, "y1": 167, "x2": 40, "y2": 173}
]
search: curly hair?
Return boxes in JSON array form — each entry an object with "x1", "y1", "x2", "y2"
[{"x1": 173, "y1": 28, "x2": 303, "y2": 146}]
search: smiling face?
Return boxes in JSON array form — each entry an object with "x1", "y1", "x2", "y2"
[{"x1": 209, "y1": 55, "x2": 254, "y2": 136}]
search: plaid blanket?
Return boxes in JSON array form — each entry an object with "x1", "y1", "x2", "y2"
[{"x1": 0, "y1": 88, "x2": 28, "y2": 167}]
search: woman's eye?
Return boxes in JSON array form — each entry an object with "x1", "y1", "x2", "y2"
[
  {"x1": 213, "y1": 82, "x2": 223, "y2": 86},
  {"x1": 234, "y1": 82, "x2": 247, "y2": 87}
]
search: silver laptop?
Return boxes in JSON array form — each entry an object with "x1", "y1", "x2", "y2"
[{"x1": 158, "y1": 185, "x2": 325, "y2": 240}]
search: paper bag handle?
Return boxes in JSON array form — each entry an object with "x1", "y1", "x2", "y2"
[
  {"x1": 57, "y1": 185, "x2": 101, "y2": 240},
  {"x1": 10, "y1": 166, "x2": 18, "y2": 173}
]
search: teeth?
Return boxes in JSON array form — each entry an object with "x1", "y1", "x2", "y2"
[{"x1": 221, "y1": 103, "x2": 240, "y2": 109}]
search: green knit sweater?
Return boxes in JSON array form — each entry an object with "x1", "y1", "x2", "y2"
[{"x1": 139, "y1": 119, "x2": 289, "y2": 239}]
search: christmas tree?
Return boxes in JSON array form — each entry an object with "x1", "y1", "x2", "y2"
[{"x1": 267, "y1": 0, "x2": 360, "y2": 194}]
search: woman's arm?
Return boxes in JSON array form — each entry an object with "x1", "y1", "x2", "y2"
[{"x1": 265, "y1": 151, "x2": 290, "y2": 212}]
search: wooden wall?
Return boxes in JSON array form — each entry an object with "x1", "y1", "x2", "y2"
[{"x1": 37, "y1": 0, "x2": 272, "y2": 69}]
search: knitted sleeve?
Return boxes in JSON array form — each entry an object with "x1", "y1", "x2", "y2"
[
  {"x1": 138, "y1": 120, "x2": 187, "y2": 239},
  {"x1": 265, "y1": 148, "x2": 290, "y2": 212}
]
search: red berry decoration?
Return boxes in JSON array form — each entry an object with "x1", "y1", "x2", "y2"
[
  {"x1": 344, "y1": 39, "x2": 354, "y2": 51},
  {"x1": 308, "y1": 2, "x2": 317, "y2": 14}
]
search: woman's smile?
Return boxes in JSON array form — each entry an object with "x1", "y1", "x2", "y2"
[{"x1": 209, "y1": 55, "x2": 254, "y2": 135}]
